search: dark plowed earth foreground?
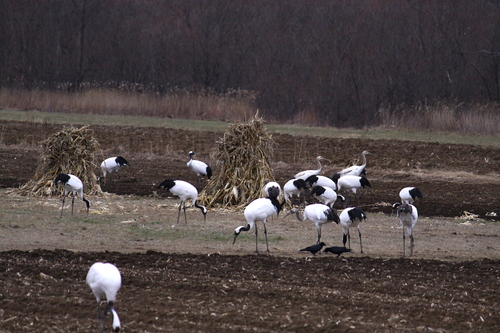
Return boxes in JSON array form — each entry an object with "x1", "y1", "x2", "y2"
[
  {"x1": 1, "y1": 250, "x2": 499, "y2": 332},
  {"x1": 1, "y1": 120, "x2": 500, "y2": 332}
]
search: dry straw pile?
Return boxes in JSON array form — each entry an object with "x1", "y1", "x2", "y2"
[
  {"x1": 18, "y1": 125, "x2": 102, "y2": 197},
  {"x1": 200, "y1": 114, "x2": 275, "y2": 209}
]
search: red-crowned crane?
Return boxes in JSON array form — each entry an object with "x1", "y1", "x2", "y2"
[
  {"x1": 285, "y1": 203, "x2": 340, "y2": 244},
  {"x1": 233, "y1": 197, "x2": 282, "y2": 253},
  {"x1": 338, "y1": 150, "x2": 371, "y2": 177},
  {"x1": 86, "y1": 262, "x2": 121, "y2": 333},
  {"x1": 310, "y1": 185, "x2": 345, "y2": 208},
  {"x1": 399, "y1": 187, "x2": 423, "y2": 204},
  {"x1": 158, "y1": 179, "x2": 207, "y2": 223},
  {"x1": 339, "y1": 207, "x2": 367, "y2": 253},
  {"x1": 332, "y1": 173, "x2": 371, "y2": 207},
  {"x1": 294, "y1": 156, "x2": 324, "y2": 180},
  {"x1": 187, "y1": 151, "x2": 212, "y2": 183},
  {"x1": 54, "y1": 173, "x2": 90, "y2": 217},
  {"x1": 263, "y1": 181, "x2": 282, "y2": 199},
  {"x1": 305, "y1": 174, "x2": 337, "y2": 190},
  {"x1": 299, "y1": 242, "x2": 326, "y2": 255},
  {"x1": 283, "y1": 178, "x2": 308, "y2": 206},
  {"x1": 100, "y1": 156, "x2": 128, "y2": 186},
  {"x1": 392, "y1": 202, "x2": 419, "y2": 256}
]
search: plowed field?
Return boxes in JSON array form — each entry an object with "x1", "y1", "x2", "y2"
[{"x1": 1, "y1": 120, "x2": 499, "y2": 332}]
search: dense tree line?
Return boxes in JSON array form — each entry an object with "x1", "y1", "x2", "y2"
[{"x1": 1, "y1": 0, "x2": 499, "y2": 126}]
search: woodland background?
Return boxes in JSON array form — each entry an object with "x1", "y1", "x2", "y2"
[{"x1": 1, "y1": 0, "x2": 500, "y2": 128}]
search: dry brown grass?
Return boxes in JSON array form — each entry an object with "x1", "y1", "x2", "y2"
[
  {"x1": 377, "y1": 101, "x2": 500, "y2": 135},
  {"x1": 0, "y1": 86, "x2": 256, "y2": 123}
]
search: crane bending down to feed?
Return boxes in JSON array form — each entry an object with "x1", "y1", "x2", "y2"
[
  {"x1": 53, "y1": 173, "x2": 90, "y2": 217},
  {"x1": 392, "y1": 202, "x2": 419, "y2": 256},
  {"x1": 332, "y1": 173, "x2": 371, "y2": 207},
  {"x1": 158, "y1": 179, "x2": 207, "y2": 223},
  {"x1": 339, "y1": 207, "x2": 367, "y2": 253},
  {"x1": 283, "y1": 178, "x2": 308, "y2": 206},
  {"x1": 263, "y1": 181, "x2": 282, "y2": 199},
  {"x1": 285, "y1": 203, "x2": 340, "y2": 244},
  {"x1": 338, "y1": 150, "x2": 371, "y2": 177},
  {"x1": 305, "y1": 175, "x2": 337, "y2": 190},
  {"x1": 187, "y1": 151, "x2": 212, "y2": 182},
  {"x1": 233, "y1": 197, "x2": 282, "y2": 253},
  {"x1": 86, "y1": 262, "x2": 121, "y2": 333},
  {"x1": 294, "y1": 156, "x2": 325, "y2": 180},
  {"x1": 310, "y1": 185, "x2": 344, "y2": 208},
  {"x1": 399, "y1": 187, "x2": 423, "y2": 204},
  {"x1": 99, "y1": 156, "x2": 128, "y2": 185}
]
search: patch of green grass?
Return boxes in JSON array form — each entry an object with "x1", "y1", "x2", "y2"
[{"x1": 1, "y1": 108, "x2": 499, "y2": 147}]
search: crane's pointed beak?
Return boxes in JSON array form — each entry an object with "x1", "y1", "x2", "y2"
[{"x1": 232, "y1": 233, "x2": 239, "y2": 245}]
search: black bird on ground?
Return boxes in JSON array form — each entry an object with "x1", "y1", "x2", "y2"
[
  {"x1": 324, "y1": 246, "x2": 353, "y2": 258},
  {"x1": 299, "y1": 242, "x2": 326, "y2": 255}
]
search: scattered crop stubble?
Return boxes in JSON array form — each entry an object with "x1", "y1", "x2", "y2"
[{"x1": 2, "y1": 189, "x2": 499, "y2": 260}]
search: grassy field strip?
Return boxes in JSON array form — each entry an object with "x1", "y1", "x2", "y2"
[{"x1": 1, "y1": 108, "x2": 499, "y2": 147}]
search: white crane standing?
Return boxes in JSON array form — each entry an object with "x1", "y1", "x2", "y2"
[
  {"x1": 338, "y1": 150, "x2": 371, "y2": 177},
  {"x1": 233, "y1": 197, "x2": 282, "y2": 253},
  {"x1": 339, "y1": 207, "x2": 367, "y2": 253},
  {"x1": 187, "y1": 151, "x2": 212, "y2": 183},
  {"x1": 86, "y1": 262, "x2": 121, "y2": 333},
  {"x1": 285, "y1": 203, "x2": 340, "y2": 244},
  {"x1": 100, "y1": 156, "x2": 129, "y2": 186},
  {"x1": 53, "y1": 173, "x2": 90, "y2": 217},
  {"x1": 294, "y1": 156, "x2": 324, "y2": 180},
  {"x1": 393, "y1": 202, "x2": 419, "y2": 256},
  {"x1": 399, "y1": 187, "x2": 423, "y2": 204},
  {"x1": 158, "y1": 179, "x2": 207, "y2": 223}
]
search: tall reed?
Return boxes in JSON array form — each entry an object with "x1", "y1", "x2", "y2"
[
  {"x1": 377, "y1": 101, "x2": 500, "y2": 136},
  {"x1": 0, "y1": 86, "x2": 257, "y2": 123}
]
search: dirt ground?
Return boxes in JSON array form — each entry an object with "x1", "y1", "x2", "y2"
[{"x1": 1, "y1": 120, "x2": 500, "y2": 332}]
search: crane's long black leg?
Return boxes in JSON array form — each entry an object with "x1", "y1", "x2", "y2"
[
  {"x1": 183, "y1": 202, "x2": 188, "y2": 223},
  {"x1": 402, "y1": 229, "x2": 406, "y2": 257},
  {"x1": 409, "y1": 234, "x2": 414, "y2": 257},
  {"x1": 71, "y1": 194, "x2": 75, "y2": 215},
  {"x1": 317, "y1": 228, "x2": 321, "y2": 244},
  {"x1": 115, "y1": 172, "x2": 120, "y2": 192},
  {"x1": 254, "y1": 223, "x2": 259, "y2": 253},
  {"x1": 358, "y1": 227, "x2": 363, "y2": 253},
  {"x1": 263, "y1": 222, "x2": 270, "y2": 252},
  {"x1": 60, "y1": 193, "x2": 66, "y2": 218},
  {"x1": 343, "y1": 233, "x2": 348, "y2": 248},
  {"x1": 177, "y1": 201, "x2": 182, "y2": 223}
]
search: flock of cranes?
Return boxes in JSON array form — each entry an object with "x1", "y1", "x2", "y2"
[
  {"x1": 52, "y1": 150, "x2": 423, "y2": 259},
  {"x1": 51, "y1": 150, "x2": 426, "y2": 332},
  {"x1": 231, "y1": 152, "x2": 424, "y2": 259}
]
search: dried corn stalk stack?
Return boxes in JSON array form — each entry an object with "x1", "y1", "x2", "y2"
[
  {"x1": 17, "y1": 125, "x2": 102, "y2": 197},
  {"x1": 200, "y1": 114, "x2": 275, "y2": 209}
]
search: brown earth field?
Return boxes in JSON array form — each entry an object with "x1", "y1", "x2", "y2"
[{"x1": 1, "y1": 119, "x2": 500, "y2": 332}]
